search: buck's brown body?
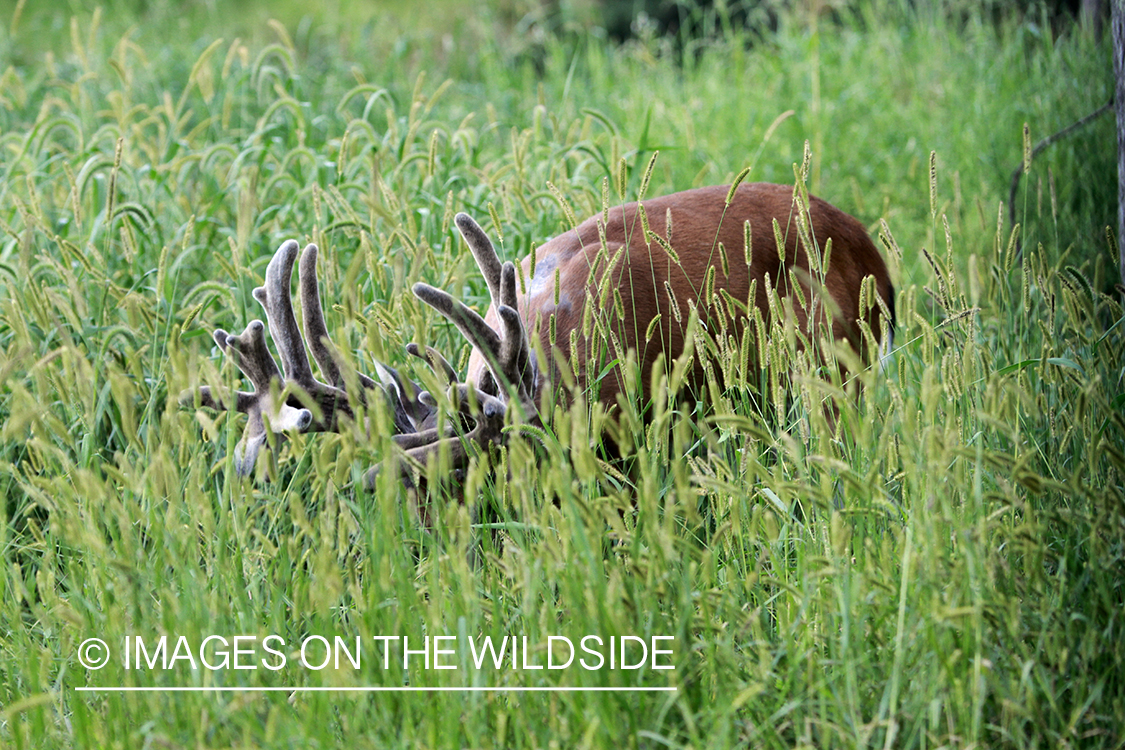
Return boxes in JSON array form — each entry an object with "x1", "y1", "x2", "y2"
[{"x1": 468, "y1": 183, "x2": 894, "y2": 411}]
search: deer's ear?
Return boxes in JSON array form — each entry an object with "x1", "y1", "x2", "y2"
[{"x1": 375, "y1": 361, "x2": 434, "y2": 434}]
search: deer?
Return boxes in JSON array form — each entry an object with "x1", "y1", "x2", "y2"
[{"x1": 182, "y1": 181, "x2": 895, "y2": 488}]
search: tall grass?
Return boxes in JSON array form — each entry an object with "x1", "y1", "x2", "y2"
[{"x1": 1, "y1": 1, "x2": 1121, "y2": 747}]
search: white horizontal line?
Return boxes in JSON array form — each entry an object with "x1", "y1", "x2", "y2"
[{"x1": 74, "y1": 686, "x2": 676, "y2": 693}]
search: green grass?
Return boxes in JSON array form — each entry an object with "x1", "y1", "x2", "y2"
[{"x1": 1, "y1": 1, "x2": 1122, "y2": 747}]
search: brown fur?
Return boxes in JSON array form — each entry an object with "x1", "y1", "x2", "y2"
[{"x1": 468, "y1": 183, "x2": 894, "y2": 411}]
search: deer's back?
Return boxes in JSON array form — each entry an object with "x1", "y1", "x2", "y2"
[{"x1": 470, "y1": 183, "x2": 893, "y2": 409}]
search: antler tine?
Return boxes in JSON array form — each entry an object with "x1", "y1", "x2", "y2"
[
  {"x1": 496, "y1": 305, "x2": 533, "y2": 396},
  {"x1": 297, "y1": 242, "x2": 380, "y2": 392},
  {"x1": 412, "y1": 282, "x2": 503, "y2": 359},
  {"x1": 254, "y1": 240, "x2": 314, "y2": 384},
  {"x1": 297, "y1": 243, "x2": 341, "y2": 386},
  {"x1": 186, "y1": 328, "x2": 263, "y2": 413},
  {"x1": 406, "y1": 343, "x2": 459, "y2": 385},
  {"x1": 454, "y1": 212, "x2": 504, "y2": 305},
  {"x1": 496, "y1": 262, "x2": 532, "y2": 387},
  {"x1": 214, "y1": 321, "x2": 281, "y2": 393},
  {"x1": 413, "y1": 280, "x2": 511, "y2": 399},
  {"x1": 299, "y1": 241, "x2": 382, "y2": 395},
  {"x1": 499, "y1": 260, "x2": 518, "y2": 310}
]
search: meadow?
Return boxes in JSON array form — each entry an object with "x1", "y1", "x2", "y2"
[{"x1": 0, "y1": 0, "x2": 1121, "y2": 747}]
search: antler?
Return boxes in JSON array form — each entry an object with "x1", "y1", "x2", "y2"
[
  {"x1": 415, "y1": 213, "x2": 540, "y2": 412},
  {"x1": 183, "y1": 239, "x2": 437, "y2": 476},
  {"x1": 185, "y1": 214, "x2": 541, "y2": 488},
  {"x1": 368, "y1": 212, "x2": 543, "y2": 485}
]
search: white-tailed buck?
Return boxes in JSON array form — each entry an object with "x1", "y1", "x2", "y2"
[{"x1": 184, "y1": 182, "x2": 894, "y2": 484}]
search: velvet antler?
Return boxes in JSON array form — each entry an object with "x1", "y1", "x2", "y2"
[
  {"x1": 183, "y1": 240, "x2": 436, "y2": 475},
  {"x1": 185, "y1": 214, "x2": 543, "y2": 485}
]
